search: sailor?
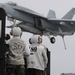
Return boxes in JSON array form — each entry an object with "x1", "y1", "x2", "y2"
[
  {"x1": 27, "y1": 35, "x2": 48, "y2": 75},
  {"x1": 6, "y1": 27, "x2": 27, "y2": 75}
]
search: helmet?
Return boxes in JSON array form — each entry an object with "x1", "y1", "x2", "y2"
[
  {"x1": 29, "y1": 35, "x2": 42, "y2": 44},
  {"x1": 10, "y1": 27, "x2": 22, "y2": 36}
]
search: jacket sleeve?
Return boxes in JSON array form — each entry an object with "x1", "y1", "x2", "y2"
[{"x1": 23, "y1": 44, "x2": 30, "y2": 58}]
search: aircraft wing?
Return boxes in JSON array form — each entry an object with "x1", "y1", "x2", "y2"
[
  {"x1": 13, "y1": 5, "x2": 45, "y2": 18},
  {"x1": 48, "y1": 19, "x2": 75, "y2": 23}
]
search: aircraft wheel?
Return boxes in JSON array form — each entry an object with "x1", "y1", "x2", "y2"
[{"x1": 50, "y1": 37, "x2": 55, "y2": 44}]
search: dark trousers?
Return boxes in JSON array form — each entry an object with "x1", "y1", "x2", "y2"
[
  {"x1": 27, "y1": 68, "x2": 46, "y2": 75},
  {"x1": 6, "y1": 64, "x2": 25, "y2": 75}
]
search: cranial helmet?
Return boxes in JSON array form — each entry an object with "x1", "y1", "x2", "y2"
[
  {"x1": 10, "y1": 27, "x2": 22, "y2": 36},
  {"x1": 29, "y1": 35, "x2": 42, "y2": 44}
]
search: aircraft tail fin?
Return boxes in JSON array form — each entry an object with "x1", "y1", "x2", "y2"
[
  {"x1": 47, "y1": 10, "x2": 56, "y2": 19},
  {"x1": 62, "y1": 8, "x2": 75, "y2": 19}
]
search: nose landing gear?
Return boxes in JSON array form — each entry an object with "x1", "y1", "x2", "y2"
[
  {"x1": 47, "y1": 33, "x2": 56, "y2": 44},
  {"x1": 50, "y1": 37, "x2": 55, "y2": 44}
]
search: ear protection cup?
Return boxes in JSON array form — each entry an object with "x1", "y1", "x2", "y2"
[
  {"x1": 5, "y1": 34, "x2": 10, "y2": 40},
  {"x1": 29, "y1": 38, "x2": 32, "y2": 44},
  {"x1": 38, "y1": 36, "x2": 42, "y2": 44}
]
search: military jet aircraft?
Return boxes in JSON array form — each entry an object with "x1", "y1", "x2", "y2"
[
  {"x1": 0, "y1": 2, "x2": 75, "y2": 49},
  {"x1": 0, "y1": 2, "x2": 75, "y2": 75}
]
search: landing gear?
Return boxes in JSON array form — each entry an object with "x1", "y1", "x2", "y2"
[
  {"x1": 46, "y1": 33, "x2": 56, "y2": 44},
  {"x1": 50, "y1": 37, "x2": 55, "y2": 44}
]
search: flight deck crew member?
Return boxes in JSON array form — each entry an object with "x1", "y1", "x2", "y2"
[
  {"x1": 27, "y1": 35, "x2": 48, "y2": 75},
  {"x1": 6, "y1": 27, "x2": 27, "y2": 75}
]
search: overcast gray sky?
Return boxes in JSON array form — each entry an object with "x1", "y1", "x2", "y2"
[{"x1": 1, "y1": 0, "x2": 75, "y2": 75}]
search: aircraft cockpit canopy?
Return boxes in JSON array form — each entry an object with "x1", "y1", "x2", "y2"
[{"x1": 7, "y1": 1, "x2": 17, "y2": 6}]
